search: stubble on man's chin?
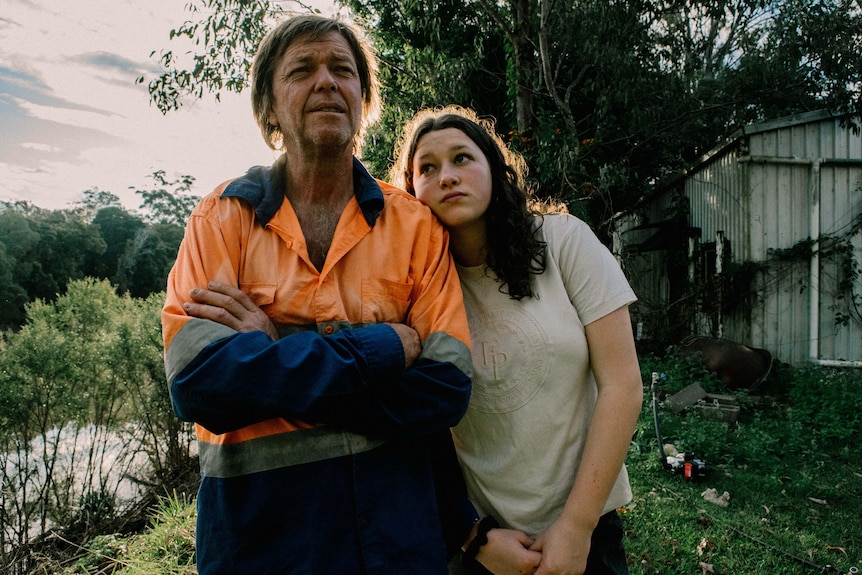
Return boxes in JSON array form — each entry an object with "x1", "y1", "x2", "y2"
[{"x1": 284, "y1": 125, "x2": 357, "y2": 159}]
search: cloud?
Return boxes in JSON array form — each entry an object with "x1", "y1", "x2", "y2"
[
  {"x1": 73, "y1": 51, "x2": 157, "y2": 76},
  {"x1": 0, "y1": 66, "x2": 127, "y2": 183},
  {"x1": 0, "y1": 63, "x2": 48, "y2": 91},
  {"x1": 14, "y1": 96, "x2": 124, "y2": 134},
  {"x1": 21, "y1": 142, "x2": 58, "y2": 152},
  {"x1": 0, "y1": 63, "x2": 57, "y2": 107},
  {"x1": 0, "y1": 0, "x2": 332, "y2": 211}
]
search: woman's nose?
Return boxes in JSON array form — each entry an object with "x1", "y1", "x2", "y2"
[{"x1": 439, "y1": 166, "x2": 459, "y2": 187}]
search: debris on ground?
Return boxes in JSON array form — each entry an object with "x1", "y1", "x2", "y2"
[{"x1": 701, "y1": 488, "x2": 731, "y2": 507}]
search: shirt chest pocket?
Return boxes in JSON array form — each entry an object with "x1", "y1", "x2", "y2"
[
  {"x1": 361, "y1": 277, "x2": 413, "y2": 323},
  {"x1": 240, "y1": 282, "x2": 277, "y2": 309}
]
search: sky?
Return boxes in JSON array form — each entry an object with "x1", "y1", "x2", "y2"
[{"x1": 0, "y1": 0, "x2": 337, "y2": 212}]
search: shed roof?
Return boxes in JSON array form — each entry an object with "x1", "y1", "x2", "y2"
[
  {"x1": 690, "y1": 109, "x2": 842, "y2": 173},
  {"x1": 612, "y1": 109, "x2": 857, "y2": 223}
]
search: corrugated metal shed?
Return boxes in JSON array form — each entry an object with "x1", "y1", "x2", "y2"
[{"x1": 616, "y1": 110, "x2": 862, "y2": 366}]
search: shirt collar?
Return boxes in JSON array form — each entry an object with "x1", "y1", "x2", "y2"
[{"x1": 222, "y1": 155, "x2": 384, "y2": 226}]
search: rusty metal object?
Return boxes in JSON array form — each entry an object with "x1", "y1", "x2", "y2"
[{"x1": 678, "y1": 335, "x2": 773, "y2": 391}]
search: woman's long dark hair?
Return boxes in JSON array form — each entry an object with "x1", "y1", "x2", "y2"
[{"x1": 392, "y1": 106, "x2": 546, "y2": 300}]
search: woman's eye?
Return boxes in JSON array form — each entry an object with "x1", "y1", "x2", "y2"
[
  {"x1": 454, "y1": 153, "x2": 470, "y2": 164},
  {"x1": 419, "y1": 164, "x2": 435, "y2": 175}
]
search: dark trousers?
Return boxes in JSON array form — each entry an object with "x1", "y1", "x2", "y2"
[
  {"x1": 448, "y1": 510, "x2": 629, "y2": 575},
  {"x1": 584, "y1": 510, "x2": 629, "y2": 575}
]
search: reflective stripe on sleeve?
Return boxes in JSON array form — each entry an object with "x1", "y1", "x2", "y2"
[
  {"x1": 165, "y1": 318, "x2": 238, "y2": 384},
  {"x1": 199, "y1": 426, "x2": 386, "y2": 478}
]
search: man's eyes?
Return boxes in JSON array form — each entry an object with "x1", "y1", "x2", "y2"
[
  {"x1": 334, "y1": 65, "x2": 357, "y2": 76},
  {"x1": 285, "y1": 64, "x2": 355, "y2": 77}
]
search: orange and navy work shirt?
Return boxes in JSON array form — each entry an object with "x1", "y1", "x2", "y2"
[{"x1": 162, "y1": 157, "x2": 474, "y2": 575}]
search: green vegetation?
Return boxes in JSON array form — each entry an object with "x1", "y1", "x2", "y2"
[
  {"x1": 5, "y1": 2, "x2": 859, "y2": 570},
  {"x1": 63, "y1": 492, "x2": 197, "y2": 575},
  {"x1": 0, "y1": 172, "x2": 198, "y2": 329},
  {"x1": 0, "y1": 279, "x2": 197, "y2": 575},
  {"x1": 40, "y1": 353, "x2": 861, "y2": 575},
  {"x1": 144, "y1": 0, "x2": 862, "y2": 228},
  {"x1": 625, "y1": 355, "x2": 861, "y2": 575}
]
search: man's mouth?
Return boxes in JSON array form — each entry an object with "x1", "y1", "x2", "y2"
[{"x1": 310, "y1": 104, "x2": 345, "y2": 113}]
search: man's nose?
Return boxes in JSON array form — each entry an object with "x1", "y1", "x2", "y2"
[{"x1": 314, "y1": 67, "x2": 338, "y2": 91}]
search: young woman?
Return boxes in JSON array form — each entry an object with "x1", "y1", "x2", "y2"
[{"x1": 391, "y1": 106, "x2": 643, "y2": 575}]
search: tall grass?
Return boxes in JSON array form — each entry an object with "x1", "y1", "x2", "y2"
[{"x1": 53, "y1": 491, "x2": 196, "y2": 575}]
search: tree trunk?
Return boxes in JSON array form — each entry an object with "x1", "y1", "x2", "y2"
[
  {"x1": 538, "y1": 0, "x2": 579, "y2": 152},
  {"x1": 510, "y1": 0, "x2": 536, "y2": 136},
  {"x1": 475, "y1": 0, "x2": 537, "y2": 136}
]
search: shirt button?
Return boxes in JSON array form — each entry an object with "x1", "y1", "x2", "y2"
[{"x1": 324, "y1": 325, "x2": 334, "y2": 334}]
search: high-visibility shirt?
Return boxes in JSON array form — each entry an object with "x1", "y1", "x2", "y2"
[{"x1": 162, "y1": 156, "x2": 475, "y2": 575}]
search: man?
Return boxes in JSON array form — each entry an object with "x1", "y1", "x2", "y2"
[{"x1": 161, "y1": 14, "x2": 475, "y2": 575}]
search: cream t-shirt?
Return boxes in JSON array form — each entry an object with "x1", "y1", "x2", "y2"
[{"x1": 452, "y1": 213, "x2": 637, "y2": 537}]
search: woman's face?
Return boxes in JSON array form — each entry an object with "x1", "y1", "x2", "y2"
[{"x1": 411, "y1": 127, "x2": 493, "y2": 233}]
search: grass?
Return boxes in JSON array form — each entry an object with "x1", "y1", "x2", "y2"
[
  {"x1": 58, "y1": 354, "x2": 862, "y2": 575},
  {"x1": 59, "y1": 491, "x2": 196, "y2": 575},
  {"x1": 625, "y1": 355, "x2": 862, "y2": 575}
]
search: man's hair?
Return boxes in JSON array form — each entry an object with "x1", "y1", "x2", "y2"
[
  {"x1": 391, "y1": 106, "x2": 547, "y2": 300},
  {"x1": 250, "y1": 14, "x2": 381, "y2": 151}
]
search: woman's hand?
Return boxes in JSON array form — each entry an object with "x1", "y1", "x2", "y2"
[
  {"x1": 529, "y1": 517, "x2": 592, "y2": 575},
  {"x1": 183, "y1": 281, "x2": 279, "y2": 341},
  {"x1": 475, "y1": 528, "x2": 542, "y2": 575}
]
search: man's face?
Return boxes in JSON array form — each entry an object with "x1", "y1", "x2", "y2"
[{"x1": 267, "y1": 32, "x2": 363, "y2": 154}]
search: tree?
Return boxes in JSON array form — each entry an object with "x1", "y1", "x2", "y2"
[
  {"x1": 0, "y1": 194, "x2": 179, "y2": 321},
  {"x1": 139, "y1": 0, "x2": 294, "y2": 113},
  {"x1": 344, "y1": 0, "x2": 509, "y2": 171},
  {"x1": 0, "y1": 279, "x2": 127, "y2": 562},
  {"x1": 141, "y1": 0, "x2": 862, "y2": 227},
  {"x1": 0, "y1": 243, "x2": 28, "y2": 327},
  {"x1": 115, "y1": 224, "x2": 185, "y2": 298},
  {"x1": 0, "y1": 208, "x2": 106, "y2": 326},
  {"x1": 15, "y1": 212, "x2": 106, "y2": 303},
  {"x1": 110, "y1": 292, "x2": 196, "y2": 486},
  {"x1": 0, "y1": 280, "x2": 196, "y2": 571},
  {"x1": 68, "y1": 188, "x2": 123, "y2": 223},
  {"x1": 0, "y1": 209, "x2": 41, "y2": 261},
  {"x1": 133, "y1": 170, "x2": 200, "y2": 228},
  {"x1": 88, "y1": 207, "x2": 146, "y2": 281}
]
